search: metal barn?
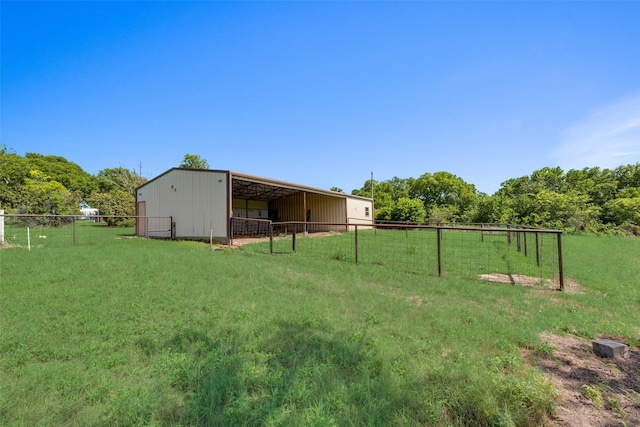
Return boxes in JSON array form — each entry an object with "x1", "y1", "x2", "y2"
[{"x1": 135, "y1": 168, "x2": 373, "y2": 242}]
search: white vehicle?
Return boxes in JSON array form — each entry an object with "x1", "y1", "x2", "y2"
[{"x1": 79, "y1": 202, "x2": 99, "y2": 219}]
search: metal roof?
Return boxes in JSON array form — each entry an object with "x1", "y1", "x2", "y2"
[
  {"x1": 230, "y1": 171, "x2": 369, "y2": 201},
  {"x1": 137, "y1": 168, "x2": 372, "y2": 202}
]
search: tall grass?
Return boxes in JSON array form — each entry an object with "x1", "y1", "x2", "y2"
[{"x1": 1, "y1": 232, "x2": 637, "y2": 426}]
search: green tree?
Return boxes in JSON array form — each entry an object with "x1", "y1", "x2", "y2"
[
  {"x1": 24, "y1": 153, "x2": 97, "y2": 197},
  {"x1": 0, "y1": 145, "x2": 29, "y2": 210},
  {"x1": 20, "y1": 170, "x2": 80, "y2": 222},
  {"x1": 391, "y1": 197, "x2": 426, "y2": 223},
  {"x1": 96, "y1": 167, "x2": 147, "y2": 194},
  {"x1": 352, "y1": 180, "x2": 395, "y2": 221},
  {"x1": 180, "y1": 154, "x2": 209, "y2": 169},
  {"x1": 330, "y1": 187, "x2": 344, "y2": 193},
  {"x1": 411, "y1": 172, "x2": 477, "y2": 222},
  {"x1": 564, "y1": 167, "x2": 617, "y2": 207},
  {"x1": 614, "y1": 163, "x2": 640, "y2": 190},
  {"x1": 86, "y1": 189, "x2": 135, "y2": 227}
]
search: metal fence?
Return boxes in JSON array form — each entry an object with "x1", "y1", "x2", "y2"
[
  {"x1": 0, "y1": 214, "x2": 172, "y2": 248},
  {"x1": 231, "y1": 218, "x2": 565, "y2": 290}
]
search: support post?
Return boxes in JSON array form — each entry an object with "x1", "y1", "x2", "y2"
[
  {"x1": 354, "y1": 225, "x2": 359, "y2": 264},
  {"x1": 437, "y1": 227, "x2": 442, "y2": 277},
  {"x1": 292, "y1": 224, "x2": 297, "y2": 252},
  {"x1": 303, "y1": 192, "x2": 307, "y2": 234},
  {"x1": 516, "y1": 230, "x2": 521, "y2": 252},
  {"x1": 557, "y1": 232, "x2": 565, "y2": 291},
  {"x1": 0, "y1": 209, "x2": 5, "y2": 244},
  {"x1": 535, "y1": 232, "x2": 540, "y2": 267},
  {"x1": 73, "y1": 216, "x2": 77, "y2": 246},
  {"x1": 269, "y1": 222, "x2": 273, "y2": 255}
]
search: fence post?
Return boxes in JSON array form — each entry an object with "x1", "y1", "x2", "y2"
[
  {"x1": 229, "y1": 218, "x2": 234, "y2": 246},
  {"x1": 292, "y1": 223, "x2": 297, "y2": 252},
  {"x1": 523, "y1": 230, "x2": 528, "y2": 256},
  {"x1": 437, "y1": 227, "x2": 442, "y2": 277},
  {"x1": 1, "y1": 209, "x2": 5, "y2": 244},
  {"x1": 507, "y1": 225, "x2": 511, "y2": 245},
  {"x1": 73, "y1": 216, "x2": 77, "y2": 246},
  {"x1": 535, "y1": 232, "x2": 540, "y2": 267},
  {"x1": 516, "y1": 230, "x2": 521, "y2": 252},
  {"x1": 355, "y1": 224, "x2": 359, "y2": 264},
  {"x1": 269, "y1": 222, "x2": 273, "y2": 255},
  {"x1": 557, "y1": 232, "x2": 565, "y2": 291}
]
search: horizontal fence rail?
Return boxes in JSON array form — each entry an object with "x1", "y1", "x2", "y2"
[
  {"x1": 0, "y1": 214, "x2": 172, "y2": 248},
  {"x1": 231, "y1": 218, "x2": 565, "y2": 291}
]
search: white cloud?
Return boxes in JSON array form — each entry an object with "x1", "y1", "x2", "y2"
[{"x1": 553, "y1": 93, "x2": 640, "y2": 170}]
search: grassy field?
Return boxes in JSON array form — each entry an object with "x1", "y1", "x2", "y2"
[{"x1": 0, "y1": 231, "x2": 638, "y2": 426}]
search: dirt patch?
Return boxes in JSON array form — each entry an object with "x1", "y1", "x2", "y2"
[
  {"x1": 525, "y1": 333, "x2": 640, "y2": 427},
  {"x1": 479, "y1": 273, "x2": 586, "y2": 294},
  {"x1": 231, "y1": 232, "x2": 338, "y2": 247}
]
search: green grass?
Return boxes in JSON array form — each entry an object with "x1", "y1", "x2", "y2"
[
  {"x1": 1, "y1": 232, "x2": 638, "y2": 426},
  {"x1": 2, "y1": 220, "x2": 135, "y2": 248}
]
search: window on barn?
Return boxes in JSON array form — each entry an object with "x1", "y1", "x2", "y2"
[{"x1": 365, "y1": 207, "x2": 370, "y2": 217}]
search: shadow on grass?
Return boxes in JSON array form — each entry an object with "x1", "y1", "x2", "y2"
[{"x1": 177, "y1": 320, "x2": 407, "y2": 426}]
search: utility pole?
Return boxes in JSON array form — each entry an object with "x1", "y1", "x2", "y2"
[{"x1": 370, "y1": 171, "x2": 374, "y2": 200}]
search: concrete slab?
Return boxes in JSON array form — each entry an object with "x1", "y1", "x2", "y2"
[{"x1": 592, "y1": 339, "x2": 629, "y2": 359}]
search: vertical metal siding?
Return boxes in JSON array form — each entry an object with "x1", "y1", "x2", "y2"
[
  {"x1": 269, "y1": 193, "x2": 347, "y2": 231},
  {"x1": 137, "y1": 170, "x2": 228, "y2": 239}
]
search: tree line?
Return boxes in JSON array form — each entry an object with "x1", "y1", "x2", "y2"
[
  {"x1": 351, "y1": 165, "x2": 640, "y2": 235},
  {"x1": 0, "y1": 148, "x2": 211, "y2": 226},
  {"x1": 1, "y1": 146, "x2": 638, "y2": 234}
]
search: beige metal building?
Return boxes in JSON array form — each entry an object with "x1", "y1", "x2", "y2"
[{"x1": 135, "y1": 168, "x2": 373, "y2": 241}]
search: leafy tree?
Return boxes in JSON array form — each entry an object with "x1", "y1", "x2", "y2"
[
  {"x1": 614, "y1": 163, "x2": 640, "y2": 190},
  {"x1": 603, "y1": 197, "x2": 640, "y2": 226},
  {"x1": 564, "y1": 167, "x2": 617, "y2": 207},
  {"x1": 411, "y1": 172, "x2": 477, "y2": 221},
  {"x1": 428, "y1": 205, "x2": 458, "y2": 224},
  {"x1": 330, "y1": 187, "x2": 344, "y2": 193},
  {"x1": 86, "y1": 189, "x2": 135, "y2": 227},
  {"x1": 19, "y1": 170, "x2": 81, "y2": 222},
  {"x1": 391, "y1": 197, "x2": 426, "y2": 223},
  {"x1": 89, "y1": 167, "x2": 146, "y2": 226},
  {"x1": 24, "y1": 153, "x2": 97, "y2": 197},
  {"x1": 180, "y1": 154, "x2": 209, "y2": 169},
  {"x1": 96, "y1": 167, "x2": 147, "y2": 195},
  {"x1": 352, "y1": 180, "x2": 395, "y2": 221},
  {"x1": 0, "y1": 145, "x2": 29, "y2": 209}
]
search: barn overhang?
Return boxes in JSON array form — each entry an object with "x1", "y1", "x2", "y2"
[{"x1": 230, "y1": 172, "x2": 351, "y2": 202}]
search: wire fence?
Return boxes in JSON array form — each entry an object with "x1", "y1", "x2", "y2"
[
  {"x1": 232, "y1": 219, "x2": 564, "y2": 290},
  {"x1": 0, "y1": 214, "x2": 172, "y2": 249},
  {"x1": 1, "y1": 213, "x2": 563, "y2": 290}
]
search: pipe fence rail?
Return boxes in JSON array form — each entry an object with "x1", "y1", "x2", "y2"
[
  {"x1": 0, "y1": 213, "x2": 172, "y2": 248},
  {"x1": 231, "y1": 218, "x2": 564, "y2": 290}
]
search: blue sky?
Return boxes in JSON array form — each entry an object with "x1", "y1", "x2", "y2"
[{"x1": 2, "y1": 1, "x2": 639, "y2": 195}]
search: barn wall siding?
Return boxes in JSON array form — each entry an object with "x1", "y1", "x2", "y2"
[
  {"x1": 137, "y1": 169, "x2": 228, "y2": 240},
  {"x1": 137, "y1": 168, "x2": 373, "y2": 241}
]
